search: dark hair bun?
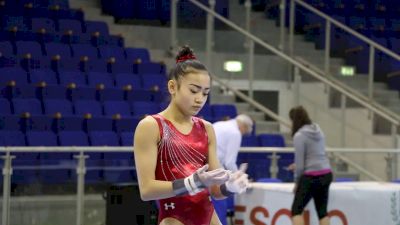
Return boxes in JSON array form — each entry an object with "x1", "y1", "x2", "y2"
[{"x1": 176, "y1": 45, "x2": 196, "y2": 63}]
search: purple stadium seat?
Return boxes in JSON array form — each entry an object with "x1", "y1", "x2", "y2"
[
  {"x1": 103, "y1": 100, "x2": 131, "y2": 117},
  {"x1": 12, "y1": 98, "x2": 42, "y2": 116},
  {"x1": 258, "y1": 133, "x2": 285, "y2": 147},
  {"x1": 211, "y1": 104, "x2": 237, "y2": 121},
  {"x1": 43, "y1": 99, "x2": 73, "y2": 116}
]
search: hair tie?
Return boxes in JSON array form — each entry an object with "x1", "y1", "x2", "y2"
[{"x1": 176, "y1": 54, "x2": 196, "y2": 63}]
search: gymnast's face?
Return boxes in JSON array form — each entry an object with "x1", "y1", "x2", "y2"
[{"x1": 168, "y1": 71, "x2": 210, "y2": 116}]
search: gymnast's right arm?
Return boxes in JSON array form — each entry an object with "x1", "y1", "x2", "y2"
[
  {"x1": 134, "y1": 116, "x2": 229, "y2": 201},
  {"x1": 134, "y1": 116, "x2": 174, "y2": 201}
]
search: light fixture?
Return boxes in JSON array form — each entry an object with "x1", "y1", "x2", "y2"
[
  {"x1": 224, "y1": 61, "x2": 243, "y2": 73},
  {"x1": 340, "y1": 66, "x2": 355, "y2": 76}
]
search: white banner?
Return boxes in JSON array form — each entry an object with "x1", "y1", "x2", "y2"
[{"x1": 235, "y1": 182, "x2": 400, "y2": 225}]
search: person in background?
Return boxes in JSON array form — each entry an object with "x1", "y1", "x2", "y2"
[
  {"x1": 213, "y1": 114, "x2": 254, "y2": 171},
  {"x1": 212, "y1": 114, "x2": 253, "y2": 225},
  {"x1": 288, "y1": 106, "x2": 332, "y2": 225}
]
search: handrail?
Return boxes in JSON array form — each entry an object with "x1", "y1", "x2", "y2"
[
  {"x1": 334, "y1": 153, "x2": 384, "y2": 181},
  {"x1": 1, "y1": 146, "x2": 396, "y2": 181},
  {"x1": 187, "y1": 0, "x2": 400, "y2": 126},
  {"x1": 0, "y1": 146, "x2": 399, "y2": 153},
  {"x1": 296, "y1": 57, "x2": 400, "y2": 120},
  {"x1": 294, "y1": 0, "x2": 400, "y2": 62}
]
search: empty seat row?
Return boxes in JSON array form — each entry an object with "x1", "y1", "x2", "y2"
[
  {"x1": 0, "y1": 68, "x2": 167, "y2": 90},
  {"x1": 0, "y1": 115, "x2": 139, "y2": 134},
  {"x1": 0, "y1": 41, "x2": 152, "y2": 63},
  {"x1": 0, "y1": 130, "x2": 133, "y2": 147},
  {"x1": 0, "y1": 98, "x2": 164, "y2": 118}
]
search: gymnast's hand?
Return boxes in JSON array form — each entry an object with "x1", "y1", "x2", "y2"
[
  {"x1": 225, "y1": 163, "x2": 250, "y2": 194},
  {"x1": 196, "y1": 164, "x2": 230, "y2": 187}
]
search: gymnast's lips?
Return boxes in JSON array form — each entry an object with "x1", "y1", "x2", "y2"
[{"x1": 192, "y1": 106, "x2": 202, "y2": 111}]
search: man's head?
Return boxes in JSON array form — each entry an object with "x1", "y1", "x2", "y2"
[{"x1": 236, "y1": 114, "x2": 253, "y2": 135}]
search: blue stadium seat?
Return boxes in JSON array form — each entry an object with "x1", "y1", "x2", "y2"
[
  {"x1": 109, "y1": 59, "x2": 134, "y2": 74},
  {"x1": 7, "y1": 129, "x2": 39, "y2": 184},
  {"x1": 59, "y1": 130, "x2": 89, "y2": 146},
  {"x1": 58, "y1": 19, "x2": 83, "y2": 35},
  {"x1": 241, "y1": 135, "x2": 259, "y2": 147},
  {"x1": 0, "y1": 98, "x2": 12, "y2": 115},
  {"x1": 25, "y1": 115, "x2": 53, "y2": 131},
  {"x1": 26, "y1": 130, "x2": 58, "y2": 146},
  {"x1": 74, "y1": 99, "x2": 103, "y2": 116},
  {"x1": 41, "y1": 85, "x2": 68, "y2": 100},
  {"x1": 58, "y1": 71, "x2": 87, "y2": 87},
  {"x1": 27, "y1": 131, "x2": 65, "y2": 182},
  {"x1": 0, "y1": 115, "x2": 24, "y2": 131},
  {"x1": 258, "y1": 133, "x2": 285, "y2": 147},
  {"x1": 53, "y1": 57, "x2": 81, "y2": 72},
  {"x1": 43, "y1": 99, "x2": 74, "y2": 116},
  {"x1": 12, "y1": 98, "x2": 42, "y2": 116},
  {"x1": 30, "y1": 69, "x2": 58, "y2": 85},
  {"x1": 211, "y1": 104, "x2": 237, "y2": 121},
  {"x1": 120, "y1": 131, "x2": 134, "y2": 146},
  {"x1": 125, "y1": 47, "x2": 150, "y2": 63},
  {"x1": 103, "y1": 100, "x2": 131, "y2": 117},
  {"x1": 45, "y1": 43, "x2": 72, "y2": 59},
  {"x1": 134, "y1": 62, "x2": 165, "y2": 74},
  {"x1": 71, "y1": 43, "x2": 98, "y2": 60},
  {"x1": 113, "y1": 117, "x2": 140, "y2": 134},
  {"x1": 16, "y1": 41, "x2": 43, "y2": 59},
  {"x1": 6, "y1": 84, "x2": 37, "y2": 99},
  {"x1": 2, "y1": 15, "x2": 29, "y2": 32},
  {"x1": 32, "y1": 18, "x2": 56, "y2": 34},
  {"x1": 69, "y1": 87, "x2": 97, "y2": 101},
  {"x1": 86, "y1": 58, "x2": 108, "y2": 73},
  {"x1": 115, "y1": 73, "x2": 142, "y2": 89},
  {"x1": 0, "y1": 130, "x2": 26, "y2": 146},
  {"x1": 0, "y1": 68, "x2": 29, "y2": 87},
  {"x1": 85, "y1": 21, "x2": 109, "y2": 37},
  {"x1": 141, "y1": 73, "x2": 167, "y2": 91},
  {"x1": 131, "y1": 101, "x2": 160, "y2": 118},
  {"x1": 125, "y1": 89, "x2": 153, "y2": 102},
  {"x1": 87, "y1": 71, "x2": 114, "y2": 88},
  {"x1": 54, "y1": 116, "x2": 85, "y2": 132},
  {"x1": 89, "y1": 131, "x2": 120, "y2": 146},
  {"x1": 97, "y1": 87, "x2": 125, "y2": 101},
  {"x1": 99, "y1": 45, "x2": 125, "y2": 61},
  {"x1": 0, "y1": 41, "x2": 14, "y2": 57},
  {"x1": 85, "y1": 117, "x2": 113, "y2": 132}
]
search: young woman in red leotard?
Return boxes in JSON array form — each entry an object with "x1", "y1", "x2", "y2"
[{"x1": 133, "y1": 45, "x2": 249, "y2": 225}]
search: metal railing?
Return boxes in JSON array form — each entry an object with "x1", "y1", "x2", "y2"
[
  {"x1": 170, "y1": 0, "x2": 399, "y2": 171},
  {"x1": 169, "y1": 0, "x2": 400, "y2": 187},
  {"x1": 170, "y1": 0, "x2": 400, "y2": 140},
  {"x1": 0, "y1": 146, "x2": 398, "y2": 225},
  {"x1": 290, "y1": 0, "x2": 400, "y2": 102}
]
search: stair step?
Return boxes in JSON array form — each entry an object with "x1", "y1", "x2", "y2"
[
  {"x1": 209, "y1": 94, "x2": 236, "y2": 104},
  {"x1": 255, "y1": 121, "x2": 280, "y2": 134}
]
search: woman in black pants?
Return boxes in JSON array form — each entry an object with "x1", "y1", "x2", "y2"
[{"x1": 289, "y1": 106, "x2": 333, "y2": 225}]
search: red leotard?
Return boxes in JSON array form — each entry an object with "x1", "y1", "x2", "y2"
[{"x1": 152, "y1": 114, "x2": 215, "y2": 225}]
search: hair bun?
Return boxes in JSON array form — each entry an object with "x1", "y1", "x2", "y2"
[{"x1": 176, "y1": 45, "x2": 196, "y2": 63}]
